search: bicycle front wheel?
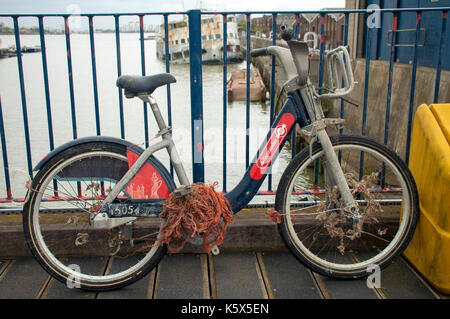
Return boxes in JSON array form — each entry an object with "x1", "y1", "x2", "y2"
[
  {"x1": 23, "y1": 142, "x2": 175, "y2": 291},
  {"x1": 276, "y1": 135, "x2": 419, "y2": 278}
]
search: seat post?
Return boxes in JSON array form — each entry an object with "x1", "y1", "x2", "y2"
[
  {"x1": 138, "y1": 94, "x2": 167, "y2": 132},
  {"x1": 138, "y1": 94, "x2": 191, "y2": 187}
]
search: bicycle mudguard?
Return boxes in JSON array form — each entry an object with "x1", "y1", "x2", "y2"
[{"x1": 33, "y1": 136, "x2": 176, "y2": 199}]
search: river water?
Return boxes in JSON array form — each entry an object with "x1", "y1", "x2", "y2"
[{"x1": 0, "y1": 33, "x2": 293, "y2": 202}]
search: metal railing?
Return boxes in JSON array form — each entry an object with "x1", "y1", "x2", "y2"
[{"x1": 0, "y1": 7, "x2": 448, "y2": 203}]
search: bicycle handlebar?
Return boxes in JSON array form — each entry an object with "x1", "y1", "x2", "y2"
[
  {"x1": 249, "y1": 25, "x2": 292, "y2": 58},
  {"x1": 250, "y1": 47, "x2": 269, "y2": 57}
]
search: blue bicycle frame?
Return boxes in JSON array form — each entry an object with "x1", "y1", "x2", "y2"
[
  {"x1": 96, "y1": 90, "x2": 311, "y2": 219},
  {"x1": 225, "y1": 90, "x2": 311, "y2": 213}
]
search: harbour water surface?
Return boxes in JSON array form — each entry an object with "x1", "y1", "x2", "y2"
[{"x1": 0, "y1": 32, "x2": 294, "y2": 202}]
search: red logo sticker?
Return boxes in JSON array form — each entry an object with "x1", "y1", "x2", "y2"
[
  {"x1": 250, "y1": 113, "x2": 295, "y2": 180},
  {"x1": 126, "y1": 151, "x2": 170, "y2": 199}
]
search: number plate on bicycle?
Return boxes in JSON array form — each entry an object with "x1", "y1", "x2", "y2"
[{"x1": 100, "y1": 201, "x2": 164, "y2": 217}]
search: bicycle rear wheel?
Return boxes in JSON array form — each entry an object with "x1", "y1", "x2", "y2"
[
  {"x1": 23, "y1": 142, "x2": 175, "y2": 291},
  {"x1": 276, "y1": 135, "x2": 419, "y2": 278}
]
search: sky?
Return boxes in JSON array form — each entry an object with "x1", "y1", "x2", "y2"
[
  {"x1": 1, "y1": 0, "x2": 346, "y2": 14},
  {"x1": 0, "y1": 0, "x2": 346, "y2": 30}
]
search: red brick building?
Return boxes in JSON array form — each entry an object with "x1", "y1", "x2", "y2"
[{"x1": 250, "y1": 11, "x2": 346, "y2": 49}]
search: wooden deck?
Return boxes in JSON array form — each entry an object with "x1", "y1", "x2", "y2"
[
  {"x1": 0, "y1": 251, "x2": 446, "y2": 299},
  {"x1": 0, "y1": 208, "x2": 448, "y2": 301}
]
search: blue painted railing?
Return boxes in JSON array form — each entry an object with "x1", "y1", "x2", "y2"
[{"x1": 0, "y1": 7, "x2": 448, "y2": 202}]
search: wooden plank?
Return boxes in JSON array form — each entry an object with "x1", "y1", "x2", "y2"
[
  {"x1": 214, "y1": 252, "x2": 264, "y2": 299},
  {"x1": 310, "y1": 271, "x2": 331, "y2": 299},
  {"x1": 254, "y1": 252, "x2": 273, "y2": 299},
  {"x1": 378, "y1": 257, "x2": 438, "y2": 299},
  {"x1": 0, "y1": 258, "x2": 50, "y2": 298},
  {"x1": 156, "y1": 254, "x2": 204, "y2": 299},
  {"x1": 261, "y1": 251, "x2": 322, "y2": 299},
  {"x1": 317, "y1": 275, "x2": 379, "y2": 299},
  {"x1": 200, "y1": 254, "x2": 211, "y2": 299},
  {"x1": 43, "y1": 256, "x2": 108, "y2": 299},
  {"x1": 311, "y1": 252, "x2": 379, "y2": 299},
  {"x1": 207, "y1": 254, "x2": 217, "y2": 299},
  {"x1": 0, "y1": 260, "x2": 13, "y2": 283},
  {"x1": 153, "y1": 263, "x2": 161, "y2": 299},
  {"x1": 98, "y1": 256, "x2": 156, "y2": 299}
]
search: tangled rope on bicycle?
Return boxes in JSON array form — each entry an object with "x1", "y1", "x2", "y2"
[{"x1": 159, "y1": 182, "x2": 233, "y2": 253}]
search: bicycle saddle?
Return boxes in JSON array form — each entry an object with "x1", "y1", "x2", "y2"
[{"x1": 116, "y1": 73, "x2": 176, "y2": 98}]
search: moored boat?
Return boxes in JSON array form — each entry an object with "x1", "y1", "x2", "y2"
[
  {"x1": 156, "y1": 14, "x2": 243, "y2": 64},
  {"x1": 21, "y1": 45, "x2": 41, "y2": 53},
  {"x1": 227, "y1": 67, "x2": 266, "y2": 102}
]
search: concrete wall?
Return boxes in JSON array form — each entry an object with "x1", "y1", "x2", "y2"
[{"x1": 327, "y1": 59, "x2": 450, "y2": 160}]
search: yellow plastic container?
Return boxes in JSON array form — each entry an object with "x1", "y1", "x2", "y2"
[{"x1": 403, "y1": 103, "x2": 450, "y2": 295}]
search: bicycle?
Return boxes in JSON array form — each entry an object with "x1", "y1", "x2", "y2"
[{"x1": 22, "y1": 25, "x2": 419, "y2": 291}]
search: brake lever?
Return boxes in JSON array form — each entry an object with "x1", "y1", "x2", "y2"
[{"x1": 341, "y1": 97, "x2": 359, "y2": 108}]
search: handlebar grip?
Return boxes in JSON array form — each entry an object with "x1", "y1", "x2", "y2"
[{"x1": 250, "y1": 48, "x2": 268, "y2": 57}]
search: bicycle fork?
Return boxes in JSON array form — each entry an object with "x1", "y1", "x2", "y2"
[
  {"x1": 300, "y1": 86, "x2": 359, "y2": 217},
  {"x1": 316, "y1": 128, "x2": 359, "y2": 216}
]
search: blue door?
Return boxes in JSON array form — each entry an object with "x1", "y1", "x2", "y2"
[{"x1": 365, "y1": 0, "x2": 450, "y2": 70}]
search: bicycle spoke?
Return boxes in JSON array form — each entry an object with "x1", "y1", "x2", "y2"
[{"x1": 279, "y1": 136, "x2": 417, "y2": 277}]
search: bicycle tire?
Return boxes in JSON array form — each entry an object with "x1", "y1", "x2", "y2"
[
  {"x1": 23, "y1": 142, "x2": 175, "y2": 291},
  {"x1": 275, "y1": 135, "x2": 419, "y2": 278}
]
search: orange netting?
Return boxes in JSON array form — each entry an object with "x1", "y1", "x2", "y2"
[
  {"x1": 267, "y1": 208, "x2": 283, "y2": 224},
  {"x1": 158, "y1": 182, "x2": 233, "y2": 253}
]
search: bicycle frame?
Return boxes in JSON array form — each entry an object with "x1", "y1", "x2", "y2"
[
  {"x1": 95, "y1": 41, "x2": 359, "y2": 229},
  {"x1": 93, "y1": 89, "x2": 310, "y2": 228},
  {"x1": 225, "y1": 90, "x2": 310, "y2": 212}
]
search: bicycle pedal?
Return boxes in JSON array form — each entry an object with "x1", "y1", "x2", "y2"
[{"x1": 211, "y1": 245, "x2": 220, "y2": 256}]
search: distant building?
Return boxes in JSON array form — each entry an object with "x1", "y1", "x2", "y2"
[
  {"x1": 119, "y1": 21, "x2": 157, "y2": 33},
  {"x1": 251, "y1": 12, "x2": 345, "y2": 50},
  {"x1": 298, "y1": 11, "x2": 346, "y2": 49}
]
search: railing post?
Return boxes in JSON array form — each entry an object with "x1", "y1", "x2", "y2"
[
  {"x1": 245, "y1": 13, "x2": 251, "y2": 171},
  {"x1": 434, "y1": 10, "x2": 448, "y2": 103},
  {"x1": 88, "y1": 15, "x2": 101, "y2": 136},
  {"x1": 268, "y1": 13, "x2": 277, "y2": 191},
  {"x1": 139, "y1": 14, "x2": 149, "y2": 147},
  {"x1": 38, "y1": 16, "x2": 55, "y2": 152},
  {"x1": 405, "y1": 11, "x2": 422, "y2": 165},
  {"x1": 222, "y1": 13, "x2": 228, "y2": 192},
  {"x1": 188, "y1": 9, "x2": 205, "y2": 183},
  {"x1": 64, "y1": 16, "x2": 78, "y2": 140},
  {"x1": 13, "y1": 16, "x2": 33, "y2": 176},
  {"x1": 114, "y1": 15, "x2": 125, "y2": 139},
  {"x1": 0, "y1": 97, "x2": 12, "y2": 200},
  {"x1": 164, "y1": 14, "x2": 174, "y2": 178}
]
